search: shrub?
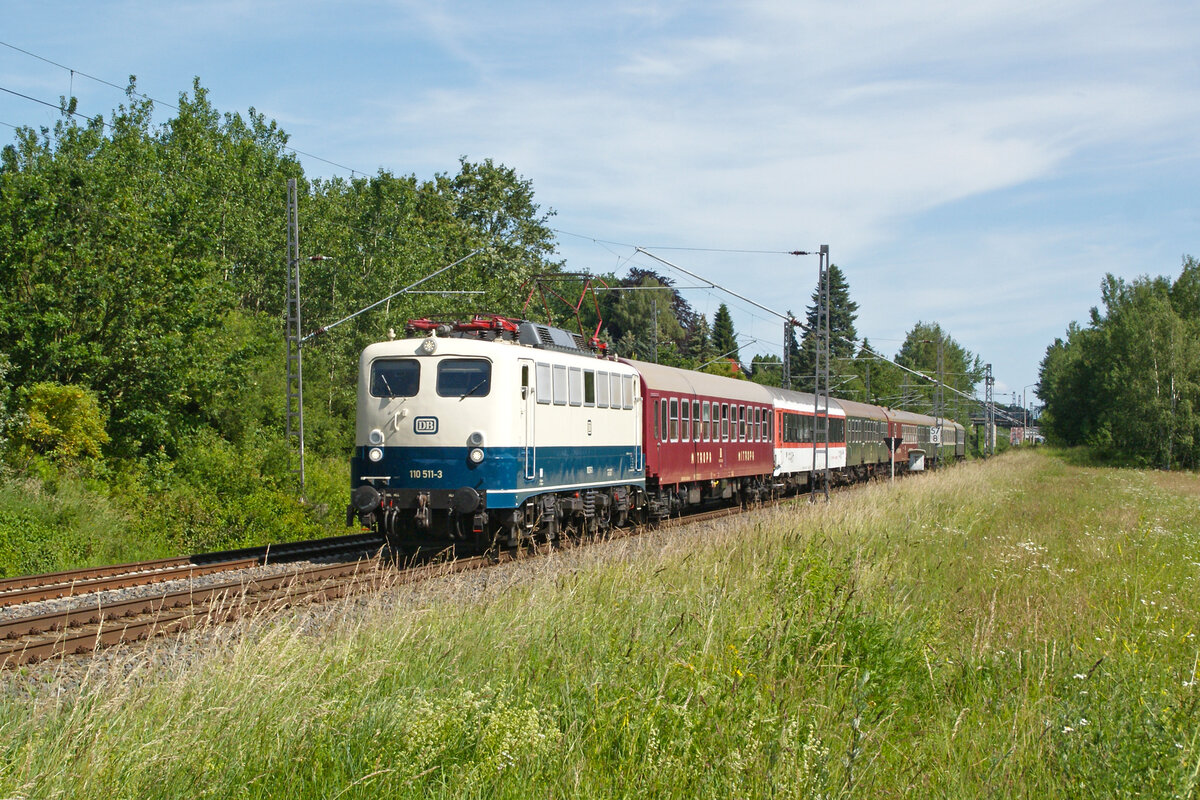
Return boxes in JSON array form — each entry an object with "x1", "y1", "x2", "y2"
[{"x1": 11, "y1": 382, "x2": 109, "y2": 462}]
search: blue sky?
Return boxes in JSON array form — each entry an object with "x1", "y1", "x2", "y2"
[{"x1": 2, "y1": 1, "x2": 1198, "y2": 412}]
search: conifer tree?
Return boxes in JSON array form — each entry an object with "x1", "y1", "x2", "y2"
[
  {"x1": 793, "y1": 265, "x2": 859, "y2": 391},
  {"x1": 711, "y1": 304, "x2": 738, "y2": 364}
]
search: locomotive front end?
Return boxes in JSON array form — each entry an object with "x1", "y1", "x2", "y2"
[{"x1": 348, "y1": 334, "x2": 512, "y2": 541}]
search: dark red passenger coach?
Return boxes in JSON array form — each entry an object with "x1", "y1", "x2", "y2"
[{"x1": 623, "y1": 359, "x2": 775, "y2": 508}]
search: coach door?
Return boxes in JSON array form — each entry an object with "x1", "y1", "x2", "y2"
[
  {"x1": 520, "y1": 359, "x2": 536, "y2": 480},
  {"x1": 634, "y1": 382, "x2": 644, "y2": 473}
]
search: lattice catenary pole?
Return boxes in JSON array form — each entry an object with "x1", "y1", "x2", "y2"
[
  {"x1": 813, "y1": 245, "x2": 831, "y2": 502},
  {"x1": 285, "y1": 178, "x2": 306, "y2": 495}
]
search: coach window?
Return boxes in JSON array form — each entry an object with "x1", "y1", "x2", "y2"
[
  {"x1": 568, "y1": 367, "x2": 583, "y2": 406},
  {"x1": 583, "y1": 371, "x2": 596, "y2": 407},
  {"x1": 436, "y1": 359, "x2": 491, "y2": 398},
  {"x1": 738, "y1": 406, "x2": 746, "y2": 441},
  {"x1": 370, "y1": 359, "x2": 419, "y2": 398},
  {"x1": 535, "y1": 363, "x2": 551, "y2": 404},
  {"x1": 702, "y1": 402, "x2": 711, "y2": 440},
  {"x1": 623, "y1": 375, "x2": 635, "y2": 409},
  {"x1": 596, "y1": 371, "x2": 609, "y2": 408},
  {"x1": 660, "y1": 398, "x2": 668, "y2": 441},
  {"x1": 681, "y1": 399, "x2": 690, "y2": 441},
  {"x1": 721, "y1": 404, "x2": 729, "y2": 440},
  {"x1": 610, "y1": 373, "x2": 622, "y2": 410},
  {"x1": 653, "y1": 400, "x2": 660, "y2": 439},
  {"x1": 553, "y1": 365, "x2": 568, "y2": 406},
  {"x1": 692, "y1": 401, "x2": 700, "y2": 442},
  {"x1": 669, "y1": 398, "x2": 679, "y2": 441}
]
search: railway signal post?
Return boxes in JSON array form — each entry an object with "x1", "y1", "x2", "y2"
[{"x1": 886, "y1": 436, "x2": 902, "y2": 482}]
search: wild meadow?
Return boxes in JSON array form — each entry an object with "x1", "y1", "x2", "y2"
[{"x1": 1, "y1": 448, "x2": 1197, "y2": 798}]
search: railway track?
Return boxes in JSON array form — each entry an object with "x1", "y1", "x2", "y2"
[
  {"x1": 0, "y1": 532, "x2": 384, "y2": 608},
  {"x1": 0, "y1": 484, "x2": 868, "y2": 670},
  {"x1": 0, "y1": 532, "x2": 387, "y2": 669}
]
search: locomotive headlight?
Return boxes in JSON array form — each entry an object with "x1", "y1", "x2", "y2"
[
  {"x1": 368, "y1": 428, "x2": 385, "y2": 446},
  {"x1": 420, "y1": 337, "x2": 437, "y2": 354},
  {"x1": 368, "y1": 447, "x2": 384, "y2": 463},
  {"x1": 467, "y1": 431, "x2": 485, "y2": 447},
  {"x1": 468, "y1": 447, "x2": 485, "y2": 464}
]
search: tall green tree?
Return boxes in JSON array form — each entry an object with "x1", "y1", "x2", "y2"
[
  {"x1": 0, "y1": 81, "x2": 565, "y2": 458},
  {"x1": 793, "y1": 264, "x2": 859, "y2": 391},
  {"x1": 1040, "y1": 264, "x2": 1200, "y2": 467},
  {"x1": 0, "y1": 81, "x2": 303, "y2": 454},
  {"x1": 749, "y1": 353, "x2": 782, "y2": 386},
  {"x1": 600, "y1": 274, "x2": 685, "y2": 363},
  {"x1": 894, "y1": 322, "x2": 982, "y2": 423},
  {"x1": 711, "y1": 304, "x2": 739, "y2": 364}
]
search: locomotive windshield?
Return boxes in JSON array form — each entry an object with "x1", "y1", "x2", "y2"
[
  {"x1": 370, "y1": 359, "x2": 420, "y2": 398},
  {"x1": 437, "y1": 359, "x2": 492, "y2": 398}
]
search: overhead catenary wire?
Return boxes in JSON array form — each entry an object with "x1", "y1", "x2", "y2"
[
  {"x1": 300, "y1": 248, "x2": 485, "y2": 343},
  {"x1": 634, "y1": 246, "x2": 992, "y2": 397},
  {"x1": 0, "y1": 39, "x2": 366, "y2": 177},
  {"x1": 634, "y1": 247, "x2": 805, "y2": 324},
  {"x1": 628, "y1": 247, "x2": 1015, "y2": 422},
  {"x1": 553, "y1": 228, "x2": 803, "y2": 257}
]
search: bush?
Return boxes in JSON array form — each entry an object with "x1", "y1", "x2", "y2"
[{"x1": 10, "y1": 382, "x2": 109, "y2": 463}]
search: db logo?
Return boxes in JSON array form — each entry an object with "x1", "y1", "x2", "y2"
[{"x1": 414, "y1": 417, "x2": 439, "y2": 435}]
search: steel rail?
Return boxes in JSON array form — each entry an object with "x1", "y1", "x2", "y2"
[{"x1": 0, "y1": 532, "x2": 385, "y2": 608}]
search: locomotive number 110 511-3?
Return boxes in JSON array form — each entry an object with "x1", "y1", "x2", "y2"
[{"x1": 409, "y1": 469, "x2": 444, "y2": 479}]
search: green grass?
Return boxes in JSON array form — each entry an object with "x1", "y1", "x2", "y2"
[
  {"x1": 2, "y1": 450, "x2": 1198, "y2": 798},
  {"x1": 0, "y1": 435, "x2": 352, "y2": 577}
]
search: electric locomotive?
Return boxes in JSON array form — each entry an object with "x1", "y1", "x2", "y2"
[{"x1": 347, "y1": 316, "x2": 646, "y2": 546}]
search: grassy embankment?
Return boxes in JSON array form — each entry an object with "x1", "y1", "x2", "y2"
[
  {"x1": 0, "y1": 440, "x2": 350, "y2": 577},
  {"x1": 1, "y1": 449, "x2": 1198, "y2": 798}
]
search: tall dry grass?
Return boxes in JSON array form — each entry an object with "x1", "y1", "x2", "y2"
[{"x1": 1, "y1": 449, "x2": 1197, "y2": 798}]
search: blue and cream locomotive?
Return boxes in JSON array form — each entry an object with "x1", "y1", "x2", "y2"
[{"x1": 347, "y1": 316, "x2": 646, "y2": 545}]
